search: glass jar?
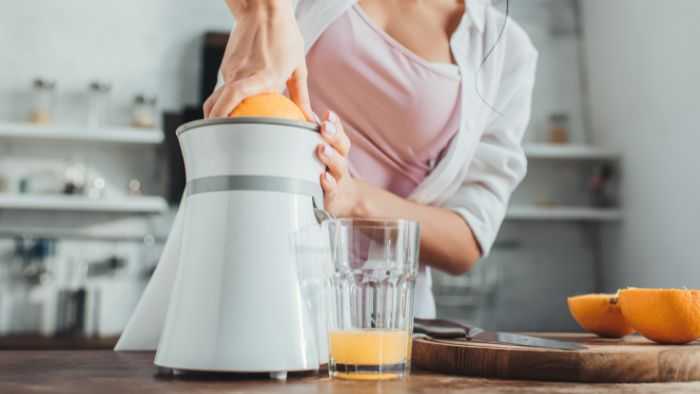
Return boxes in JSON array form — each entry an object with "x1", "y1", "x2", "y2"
[
  {"x1": 0, "y1": 174, "x2": 7, "y2": 193},
  {"x1": 127, "y1": 178, "x2": 143, "y2": 195},
  {"x1": 548, "y1": 113, "x2": 570, "y2": 144},
  {"x1": 29, "y1": 78, "x2": 56, "y2": 124},
  {"x1": 131, "y1": 95, "x2": 157, "y2": 128},
  {"x1": 589, "y1": 164, "x2": 616, "y2": 208},
  {"x1": 86, "y1": 81, "x2": 111, "y2": 128},
  {"x1": 63, "y1": 157, "x2": 87, "y2": 195},
  {"x1": 86, "y1": 176, "x2": 106, "y2": 200}
]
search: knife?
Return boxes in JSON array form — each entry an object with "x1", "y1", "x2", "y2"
[{"x1": 413, "y1": 318, "x2": 586, "y2": 351}]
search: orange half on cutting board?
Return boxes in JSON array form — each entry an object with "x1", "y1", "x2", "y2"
[
  {"x1": 619, "y1": 288, "x2": 700, "y2": 344},
  {"x1": 567, "y1": 293, "x2": 635, "y2": 338},
  {"x1": 229, "y1": 92, "x2": 306, "y2": 121}
]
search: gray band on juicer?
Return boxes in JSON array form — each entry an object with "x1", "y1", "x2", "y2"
[{"x1": 187, "y1": 175, "x2": 323, "y2": 203}]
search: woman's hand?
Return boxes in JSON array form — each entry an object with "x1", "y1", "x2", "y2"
[
  {"x1": 203, "y1": 0, "x2": 312, "y2": 119},
  {"x1": 316, "y1": 111, "x2": 365, "y2": 218}
]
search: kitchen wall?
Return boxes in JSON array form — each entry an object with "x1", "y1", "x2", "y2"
[
  {"x1": 580, "y1": 0, "x2": 700, "y2": 289},
  {"x1": 0, "y1": 0, "x2": 232, "y2": 124}
]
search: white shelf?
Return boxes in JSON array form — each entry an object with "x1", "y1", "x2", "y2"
[
  {"x1": 0, "y1": 226, "x2": 166, "y2": 242},
  {"x1": 524, "y1": 143, "x2": 619, "y2": 160},
  {"x1": 0, "y1": 194, "x2": 167, "y2": 214},
  {"x1": 0, "y1": 122, "x2": 164, "y2": 144},
  {"x1": 507, "y1": 205, "x2": 622, "y2": 222}
]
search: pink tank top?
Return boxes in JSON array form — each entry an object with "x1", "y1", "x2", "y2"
[{"x1": 307, "y1": 5, "x2": 462, "y2": 198}]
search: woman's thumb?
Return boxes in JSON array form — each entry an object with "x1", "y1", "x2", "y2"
[{"x1": 287, "y1": 65, "x2": 314, "y2": 122}]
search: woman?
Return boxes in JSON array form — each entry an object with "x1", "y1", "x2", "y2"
[{"x1": 204, "y1": 0, "x2": 537, "y2": 318}]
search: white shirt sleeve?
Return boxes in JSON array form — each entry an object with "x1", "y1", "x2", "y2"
[{"x1": 446, "y1": 47, "x2": 538, "y2": 257}]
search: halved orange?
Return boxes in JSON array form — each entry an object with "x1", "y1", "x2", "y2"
[
  {"x1": 229, "y1": 92, "x2": 306, "y2": 121},
  {"x1": 619, "y1": 288, "x2": 700, "y2": 344},
  {"x1": 567, "y1": 293, "x2": 635, "y2": 338}
]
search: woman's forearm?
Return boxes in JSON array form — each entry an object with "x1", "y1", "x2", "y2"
[
  {"x1": 353, "y1": 180, "x2": 481, "y2": 275},
  {"x1": 205, "y1": 0, "x2": 310, "y2": 118}
]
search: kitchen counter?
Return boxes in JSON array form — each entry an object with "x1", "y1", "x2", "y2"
[
  {"x1": 0, "y1": 335, "x2": 117, "y2": 350},
  {"x1": 1, "y1": 351, "x2": 698, "y2": 394}
]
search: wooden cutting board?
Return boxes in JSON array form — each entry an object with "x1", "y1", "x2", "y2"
[{"x1": 411, "y1": 333, "x2": 700, "y2": 383}]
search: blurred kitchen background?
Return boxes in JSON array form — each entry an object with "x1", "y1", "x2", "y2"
[{"x1": 0, "y1": 0, "x2": 697, "y2": 349}]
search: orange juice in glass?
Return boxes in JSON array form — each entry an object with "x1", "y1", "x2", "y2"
[
  {"x1": 325, "y1": 219, "x2": 420, "y2": 381},
  {"x1": 329, "y1": 329, "x2": 412, "y2": 380}
]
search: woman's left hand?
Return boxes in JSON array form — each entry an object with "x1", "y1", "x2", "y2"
[{"x1": 316, "y1": 111, "x2": 364, "y2": 218}]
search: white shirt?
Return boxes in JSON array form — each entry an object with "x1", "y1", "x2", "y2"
[{"x1": 296, "y1": 0, "x2": 538, "y2": 318}]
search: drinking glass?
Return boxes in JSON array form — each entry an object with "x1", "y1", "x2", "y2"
[
  {"x1": 293, "y1": 219, "x2": 420, "y2": 380},
  {"x1": 326, "y1": 218, "x2": 420, "y2": 380}
]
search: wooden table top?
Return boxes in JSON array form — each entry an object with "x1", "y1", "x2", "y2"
[
  {"x1": 1, "y1": 351, "x2": 699, "y2": 394},
  {"x1": 0, "y1": 335, "x2": 118, "y2": 350}
]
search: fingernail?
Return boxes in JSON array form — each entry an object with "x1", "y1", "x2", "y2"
[
  {"x1": 325, "y1": 172, "x2": 335, "y2": 185},
  {"x1": 329, "y1": 111, "x2": 338, "y2": 122},
  {"x1": 312, "y1": 112, "x2": 321, "y2": 124},
  {"x1": 323, "y1": 144, "x2": 334, "y2": 156},
  {"x1": 324, "y1": 121, "x2": 337, "y2": 135}
]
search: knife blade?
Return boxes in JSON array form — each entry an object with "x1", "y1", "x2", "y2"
[{"x1": 413, "y1": 318, "x2": 585, "y2": 351}]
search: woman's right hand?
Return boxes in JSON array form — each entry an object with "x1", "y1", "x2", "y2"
[{"x1": 203, "y1": 0, "x2": 312, "y2": 120}]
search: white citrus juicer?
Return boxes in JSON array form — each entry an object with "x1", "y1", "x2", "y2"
[{"x1": 115, "y1": 117, "x2": 326, "y2": 378}]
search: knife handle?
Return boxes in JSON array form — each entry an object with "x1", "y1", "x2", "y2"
[{"x1": 414, "y1": 318, "x2": 472, "y2": 339}]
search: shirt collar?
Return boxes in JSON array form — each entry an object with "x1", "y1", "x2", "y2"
[{"x1": 466, "y1": 0, "x2": 487, "y2": 33}]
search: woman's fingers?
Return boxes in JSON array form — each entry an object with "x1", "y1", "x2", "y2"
[
  {"x1": 321, "y1": 111, "x2": 351, "y2": 157},
  {"x1": 287, "y1": 65, "x2": 314, "y2": 121},
  {"x1": 203, "y1": 86, "x2": 223, "y2": 118},
  {"x1": 320, "y1": 171, "x2": 337, "y2": 194},
  {"x1": 317, "y1": 144, "x2": 347, "y2": 179},
  {"x1": 208, "y1": 73, "x2": 276, "y2": 118},
  {"x1": 207, "y1": 81, "x2": 249, "y2": 118},
  {"x1": 318, "y1": 111, "x2": 351, "y2": 196},
  {"x1": 224, "y1": 0, "x2": 246, "y2": 15}
]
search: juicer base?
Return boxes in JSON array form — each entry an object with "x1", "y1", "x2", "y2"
[{"x1": 269, "y1": 371, "x2": 288, "y2": 381}]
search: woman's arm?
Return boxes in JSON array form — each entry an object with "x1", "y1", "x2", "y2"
[
  {"x1": 355, "y1": 181, "x2": 482, "y2": 275},
  {"x1": 445, "y1": 47, "x2": 539, "y2": 258},
  {"x1": 316, "y1": 112, "x2": 481, "y2": 275},
  {"x1": 203, "y1": 0, "x2": 312, "y2": 119}
]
